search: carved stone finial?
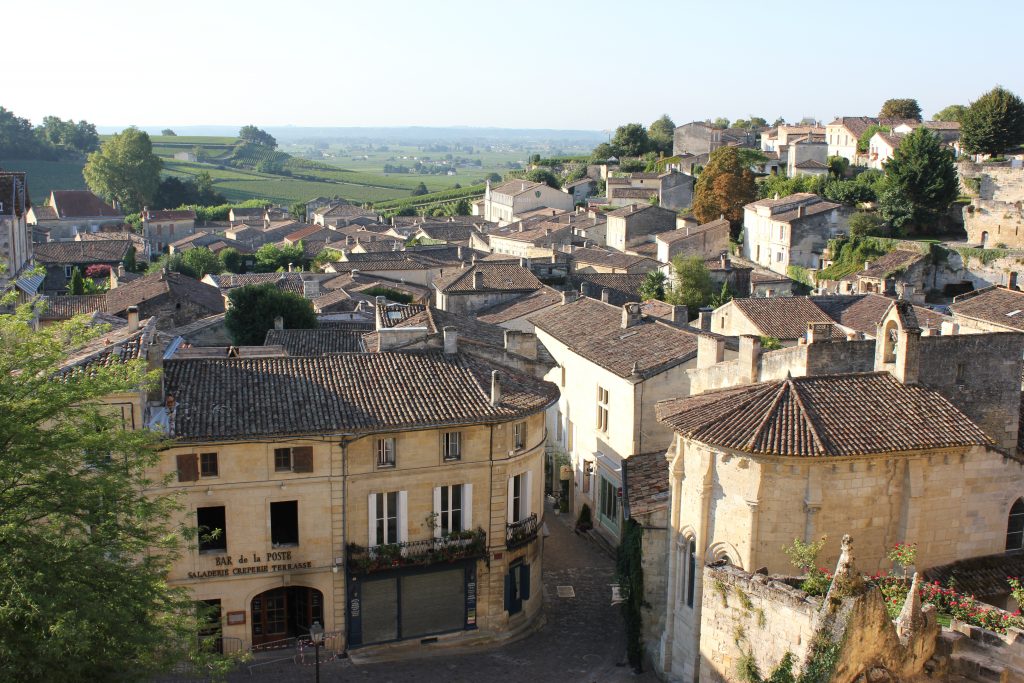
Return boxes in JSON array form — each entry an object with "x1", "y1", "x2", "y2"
[
  {"x1": 895, "y1": 572, "x2": 925, "y2": 643},
  {"x1": 824, "y1": 534, "x2": 864, "y2": 605}
]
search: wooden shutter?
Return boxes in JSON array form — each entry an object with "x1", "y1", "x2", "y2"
[
  {"x1": 368, "y1": 493, "x2": 377, "y2": 546},
  {"x1": 176, "y1": 453, "x2": 198, "y2": 482},
  {"x1": 291, "y1": 447, "x2": 313, "y2": 473}
]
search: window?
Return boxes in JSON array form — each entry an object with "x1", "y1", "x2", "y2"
[
  {"x1": 273, "y1": 447, "x2": 313, "y2": 473},
  {"x1": 508, "y1": 472, "x2": 532, "y2": 523},
  {"x1": 1008, "y1": 499, "x2": 1024, "y2": 551},
  {"x1": 377, "y1": 438, "x2": 396, "y2": 468},
  {"x1": 504, "y1": 561, "x2": 531, "y2": 615},
  {"x1": 200, "y1": 452, "x2": 218, "y2": 478},
  {"x1": 582, "y1": 460, "x2": 593, "y2": 494},
  {"x1": 434, "y1": 484, "x2": 472, "y2": 536},
  {"x1": 513, "y1": 422, "x2": 526, "y2": 450},
  {"x1": 596, "y1": 386, "x2": 609, "y2": 433},
  {"x1": 685, "y1": 537, "x2": 697, "y2": 608},
  {"x1": 274, "y1": 448, "x2": 292, "y2": 472},
  {"x1": 270, "y1": 501, "x2": 299, "y2": 547},
  {"x1": 197, "y1": 506, "x2": 227, "y2": 553},
  {"x1": 64, "y1": 265, "x2": 73, "y2": 278},
  {"x1": 599, "y1": 476, "x2": 619, "y2": 529},
  {"x1": 369, "y1": 490, "x2": 411, "y2": 547},
  {"x1": 442, "y1": 432, "x2": 461, "y2": 461}
]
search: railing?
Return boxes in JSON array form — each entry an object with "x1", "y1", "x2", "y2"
[
  {"x1": 506, "y1": 513, "x2": 539, "y2": 549},
  {"x1": 247, "y1": 631, "x2": 344, "y2": 675},
  {"x1": 346, "y1": 529, "x2": 486, "y2": 574}
]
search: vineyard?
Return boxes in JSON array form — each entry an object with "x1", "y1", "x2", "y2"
[
  {"x1": 370, "y1": 183, "x2": 487, "y2": 213},
  {"x1": 4, "y1": 159, "x2": 88, "y2": 202}
]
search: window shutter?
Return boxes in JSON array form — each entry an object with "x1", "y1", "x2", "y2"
[
  {"x1": 524, "y1": 470, "x2": 533, "y2": 518},
  {"x1": 432, "y1": 487, "x2": 442, "y2": 539},
  {"x1": 520, "y1": 564, "x2": 531, "y2": 601},
  {"x1": 177, "y1": 453, "x2": 198, "y2": 482},
  {"x1": 368, "y1": 493, "x2": 377, "y2": 546},
  {"x1": 291, "y1": 447, "x2": 313, "y2": 473},
  {"x1": 463, "y1": 483, "x2": 473, "y2": 531},
  {"x1": 398, "y1": 491, "x2": 408, "y2": 543},
  {"x1": 507, "y1": 476, "x2": 515, "y2": 523}
]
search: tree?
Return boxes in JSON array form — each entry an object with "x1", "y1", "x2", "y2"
[
  {"x1": 0, "y1": 106, "x2": 49, "y2": 158},
  {"x1": 960, "y1": 86, "x2": 1024, "y2": 156},
  {"x1": 933, "y1": 104, "x2": 967, "y2": 123},
  {"x1": 732, "y1": 117, "x2": 767, "y2": 130},
  {"x1": 525, "y1": 168, "x2": 561, "y2": 189},
  {"x1": 691, "y1": 146, "x2": 756, "y2": 234},
  {"x1": 224, "y1": 283, "x2": 317, "y2": 345},
  {"x1": 0, "y1": 298, "x2": 226, "y2": 679},
  {"x1": 290, "y1": 202, "x2": 307, "y2": 222},
  {"x1": 218, "y1": 247, "x2": 243, "y2": 274},
  {"x1": 709, "y1": 282, "x2": 734, "y2": 309},
  {"x1": 161, "y1": 129, "x2": 176, "y2": 136},
  {"x1": 486, "y1": 172, "x2": 502, "y2": 183},
  {"x1": 709, "y1": 117, "x2": 730, "y2": 130},
  {"x1": 83, "y1": 127, "x2": 162, "y2": 212},
  {"x1": 238, "y1": 125, "x2": 277, "y2": 149},
  {"x1": 611, "y1": 123, "x2": 651, "y2": 157},
  {"x1": 827, "y1": 155, "x2": 850, "y2": 179},
  {"x1": 180, "y1": 247, "x2": 222, "y2": 278},
  {"x1": 411, "y1": 182, "x2": 429, "y2": 196},
  {"x1": 638, "y1": 270, "x2": 666, "y2": 301},
  {"x1": 878, "y1": 127, "x2": 958, "y2": 233},
  {"x1": 879, "y1": 98, "x2": 922, "y2": 121},
  {"x1": 36, "y1": 116, "x2": 98, "y2": 156},
  {"x1": 590, "y1": 143, "x2": 617, "y2": 162},
  {"x1": 68, "y1": 267, "x2": 85, "y2": 295},
  {"x1": 857, "y1": 124, "x2": 890, "y2": 153},
  {"x1": 123, "y1": 245, "x2": 137, "y2": 273},
  {"x1": 848, "y1": 211, "x2": 887, "y2": 238},
  {"x1": 254, "y1": 242, "x2": 305, "y2": 272},
  {"x1": 666, "y1": 256, "x2": 715, "y2": 318},
  {"x1": 648, "y1": 114, "x2": 676, "y2": 155}
]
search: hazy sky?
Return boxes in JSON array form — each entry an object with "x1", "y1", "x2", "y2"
[{"x1": 7, "y1": 0, "x2": 1022, "y2": 131}]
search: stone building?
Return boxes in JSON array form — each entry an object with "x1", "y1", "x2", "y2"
[
  {"x1": 569, "y1": 247, "x2": 662, "y2": 275},
  {"x1": 563, "y1": 178, "x2": 598, "y2": 204},
  {"x1": 481, "y1": 180, "x2": 574, "y2": 225},
  {"x1": 433, "y1": 262, "x2": 542, "y2": 315},
  {"x1": 606, "y1": 171, "x2": 693, "y2": 211},
  {"x1": 949, "y1": 283, "x2": 1024, "y2": 332},
  {"x1": 26, "y1": 190, "x2": 124, "y2": 241},
  {"x1": 151, "y1": 349, "x2": 558, "y2": 652},
  {"x1": 485, "y1": 220, "x2": 574, "y2": 259},
  {"x1": 786, "y1": 137, "x2": 829, "y2": 177},
  {"x1": 656, "y1": 218, "x2": 730, "y2": 264},
  {"x1": 531, "y1": 296, "x2": 731, "y2": 545},
  {"x1": 959, "y1": 162, "x2": 1024, "y2": 248},
  {"x1": 654, "y1": 302, "x2": 1024, "y2": 682},
  {"x1": 673, "y1": 123, "x2": 756, "y2": 157},
  {"x1": 33, "y1": 239, "x2": 131, "y2": 293},
  {"x1": 742, "y1": 193, "x2": 842, "y2": 275},
  {"x1": 0, "y1": 171, "x2": 33, "y2": 293},
  {"x1": 826, "y1": 117, "x2": 878, "y2": 163},
  {"x1": 143, "y1": 208, "x2": 197, "y2": 253},
  {"x1": 104, "y1": 269, "x2": 226, "y2": 330},
  {"x1": 836, "y1": 249, "x2": 928, "y2": 298},
  {"x1": 604, "y1": 204, "x2": 677, "y2": 252}
]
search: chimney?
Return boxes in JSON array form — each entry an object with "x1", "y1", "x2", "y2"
[
  {"x1": 940, "y1": 321, "x2": 960, "y2": 336},
  {"x1": 580, "y1": 281, "x2": 590, "y2": 298},
  {"x1": 600, "y1": 288, "x2": 610, "y2": 303},
  {"x1": 697, "y1": 334, "x2": 725, "y2": 368},
  {"x1": 351, "y1": 268, "x2": 360, "y2": 278},
  {"x1": 443, "y1": 325, "x2": 458, "y2": 354},
  {"x1": 720, "y1": 253, "x2": 730, "y2": 270},
  {"x1": 473, "y1": 270, "x2": 484, "y2": 289},
  {"x1": 457, "y1": 246, "x2": 464, "y2": 260},
  {"x1": 490, "y1": 370, "x2": 502, "y2": 406},
  {"x1": 346, "y1": 235, "x2": 354, "y2": 245},
  {"x1": 1009, "y1": 272, "x2": 1019, "y2": 291},
  {"x1": 303, "y1": 279, "x2": 321, "y2": 299},
  {"x1": 697, "y1": 306, "x2": 712, "y2": 331},
  {"x1": 287, "y1": 262, "x2": 294, "y2": 273},
  {"x1": 519, "y1": 257, "x2": 531, "y2": 268},
  {"x1": 864, "y1": 260, "x2": 871, "y2": 271},
  {"x1": 504, "y1": 329, "x2": 538, "y2": 360},
  {"x1": 126, "y1": 305, "x2": 139, "y2": 333},
  {"x1": 621, "y1": 302, "x2": 642, "y2": 329},
  {"x1": 273, "y1": 315, "x2": 284, "y2": 330},
  {"x1": 671, "y1": 305, "x2": 688, "y2": 324},
  {"x1": 796, "y1": 205, "x2": 805, "y2": 218},
  {"x1": 117, "y1": 264, "x2": 126, "y2": 278},
  {"x1": 739, "y1": 335, "x2": 761, "y2": 383},
  {"x1": 560, "y1": 291, "x2": 577, "y2": 305},
  {"x1": 806, "y1": 322, "x2": 833, "y2": 344},
  {"x1": 900, "y1": 284, "x2": 915, "y2": 301}
]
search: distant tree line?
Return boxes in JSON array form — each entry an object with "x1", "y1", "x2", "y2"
[{"x1": 0, "y1": 106, "x2": 99, "y2": 159}]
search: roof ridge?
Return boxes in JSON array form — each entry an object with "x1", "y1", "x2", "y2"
[
  {"x1": 745, "y1": 380, "x2": 795, "y2": 452},
  {"x1": 788, "y1": 378, "x2": 829, "y2": 455}
]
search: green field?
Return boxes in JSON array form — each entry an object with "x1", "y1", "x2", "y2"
[{"x1": 3, "y1": 159, "x2": 88, "y2": 202}]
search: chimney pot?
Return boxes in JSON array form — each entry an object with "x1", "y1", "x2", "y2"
[
  {"x1": 600, "y1": 288, "x2": 610, "y2": 303},
  {"x1": 739, "y1": 335, "x2": 761, "y2": 382},
  {"x1": 443, "y1": 325, "x2": 458, "y2": 354},
  {"x1": 490, "y1": 370, "x2": 502, "y2": 406},
  {"x1": 697, "y1": 306, "x2": 712, "y2": 331},
  {"x1": 127, "y1": 306, "x2": 139, "y2": 332},
  {"x1": 273, "y1": 315, "x2": 284, "y2": 330},
  {"x1": 621, "y1": 302, "x2": 642, "y2": 329},
  {"x1": 473, "y1": 270, "x2": 484, "y2": 289}
]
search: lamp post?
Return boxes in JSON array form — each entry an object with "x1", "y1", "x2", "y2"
[{"x1": 309, "y1": 620, "x2": 324, "y2": 683}]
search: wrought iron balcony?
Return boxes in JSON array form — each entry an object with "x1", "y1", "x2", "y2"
[
  {"x1": 346, "y1": 529, "x2": 486, "y2": 575},
  {"x1": 506, "y1": 513, "x2": 539, "y2": 550}
]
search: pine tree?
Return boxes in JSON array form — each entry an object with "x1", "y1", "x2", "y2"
[
  {"x1": 878, "y1": 127, "x2": 958, "y2": 233},
  {"x1": 68, "y1": 266, "x2": 85, "y2": 294}
]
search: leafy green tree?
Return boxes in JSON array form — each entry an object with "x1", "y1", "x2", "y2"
[
  {"x1": 161, "y1": 129, "x2": 176, "y2": 136},
  {"x1": 827, "y1": 155, "x2": 850, "y2": 179},
  {"x1": 238, "y1": 125, "x2": 277, "y2": 149},
  {"x1": 486, "y1": 172, "x2": 502, "y2": 183},
  {"x1": 710, "y1": 117, "x2": 730, "y2": 130},
  {"x1": 0, "y1": 106, "x2": 51, "y2": 159},
  {"x1": 524, "y1": 168, "x2": 561, "y2": 189},
  {"x1": 638, "y1": 270, "x2": 666, "y2": 301},
  {"x1": 254, "y1": 242, "x2": 305, "y2": 272},
  {"x1": 411, "y1": 182, "x2": 429, "y2": 196},
  {"x1": 709, "y1": 281, "x2": 734, "y2": 309},
  {"x1": 879, "y1": 98, "x2": 922, "y2": 121},
  {"x1": 290, "y1": 202, "x2": 307, "y2": 222},
  {"x1": 590, "y1": 143, "x2": 618, "y2": 162},
  {"x1": 878, "y1": 127, "x2": 958, "y2": 233},
  {"x1": 83, "y1": 127, "x2": 162, "y2": 212},
  {"x1": 180, "y1": 247, "x2": 222, "y2": 278},
  {"x1": 224, "y1": 283, "x2": 317, "y2": 345},
  {"x1": 648, "y1": 114, "x2": 676, "y2": 155},
  {"x1": 123, "y1": 245, "x2": 137, "y2": 273},
  {"x1": 732, "y1": 117, "x2": 767, "y2": 130},
  {"x1": 36, "y1": 116, "x2": 99, "y2": 155},
  {"x1": 691, "y1": 147, "x2": 756, "y2": 233},
  {"x1": 857, "y1": 124, "x2": 890, "y2": 153},
  {"x1": 666, "y1": 256, "x2": 715, "y2": 317},
  {"x1": 611, "y1": 123, "x2": 651, "y2": 157},
  {"x1": 67, "y1": 267, "x2": 85, "y2": 295},
  {"x1": 933, "y1": 104, "x2": 967, "y2": 123},
  {"x1": 0, "y1": 298, "x2": 229, "y2": 680},
  {"x1": 218, "y1": 247, "x2": 243, "y2": 274},
  {"x1": 960, "y1": 86, "x2": 1024, "y2": 156},
  {"x1": 848, "y1": 211, "x2": 887, "y2": 238}
]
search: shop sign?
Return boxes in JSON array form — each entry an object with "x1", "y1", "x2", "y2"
[{"x1": 187, "y1": 550, "x2": 313, "y2": 580}]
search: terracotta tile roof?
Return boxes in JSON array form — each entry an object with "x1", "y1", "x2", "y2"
[
  {"x1": 476, "y1": 287, "x2": 563, "y2": 324},
  {"x1": 38, "y1": 294, "x2": 109, "y2": 320},
  {"x1": 814, "y1": 294, "x2": 949, "y2": 335},
  {"x1": 264, "y1": 328, "x2": 364, "y2": 355},
  {"x1": 415, "y1": 223, "x2": 480, "y2": 243},
  {"x1": 794, "y1": 159, "x2": 829, "y2": 169},
  {"x1": 568, "y1": 272, "x2": 647, "y2": 306},
  {"x1": 230, "y1": 207, "x2": 263, "y2": 218},
  {"x1": 828, "y1": 116, "x2": 879, "y2": 139},
  {"x1": 51, "y1": 190, "x2": 122, "y2": 219},
  {"x1": 76, "y1": 230, "x2": 149, "y2": 252},
  {"x1": 610, "y1": 188, "x2": 660, "y2": 199},
  {"x1": 363, "y1": 306, "x2": 507, "y2": 353},
  {"x1": 744, "y1": 193, "x2": 840, "y2": 223},
  {"x1": 622, "y1": 451, "x2": 670, "y2": 518},
  {"x1": 606, "y1": 204, "x2": 665, "y2": 218},
  {"x1": 843, "y1": 249, "x2": 926, "y2": 281},
  {"x1": 171, "y1": 231, "x2": 250, "y2": 253},
  {"x1": 489, "y1": 179, "x2": 545, "y2": 197},
  {"x1": 104, "y1": 270, "x2": 225, "y2": 316},
  {"x1": 564, "y1": 178, "x2": 597, "y2": 189},
  {"x1": 656, "y1": 372, "x2": 992, "y2": 457},
  {"x1": 875, "y1": 132, "x2": 903, "y2": 150},
  {"x1": 490, "y1": 221, "x2": 572, "y2": 246},
  {"x1": 353, "y1": 238, "x2": 405, "y2": 252},
  {"x1": 58, "y1": 318, "x2": 156, "y2": 379},
  {"x1": 531, "y1": 296, "x2": 700, "y2": 378},
  {"x1": 144, "y1": 209, "x2": 196, "y2": 221},
  {"x1": 657, "y1": 218, "x2": 730, "y2": 245},
  {"x1": 434, "y1": 263, "x2": 542, "y2": 294},
  {"x1": 284, "y1": 224, "x2": 333, "y2": 243},
  {"x1": 376, "y1": 303, "x2": 427, "y2": 327},
  {"x1": 923, "y1": 550, "x2": 1024, "y2": 599},
  {"x1": 950, "y1": 286, "x2": 1024, "y2": 331},
  {"x1": 750, "y1": 270, "x2": 792, "y2": 284},
  {"x1": 310, "y1": 288, "x2": 356, "y2": 314},
  {"x1": 729, "y1": 297, "x2": 837, "y2": 340},
  {"x1": 570, "y1": 247, "x2": 661, "y2": 270},
  {"x1": 30, "y1": 205, "x2": 57, "y2": 220},
  {"x1": 33, "y1": 240, "x2": 131, "y2": 264},
  {"x1": 319, "y1": 203, "x2": 377, "y2": 219},
  {"x1": 162, "y1": 351, "x2": 559, "y2": 441},
  {"x1": 329, "y1": 258, "x2": 429, "y2": 273}
]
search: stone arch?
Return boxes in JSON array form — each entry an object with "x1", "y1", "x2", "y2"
[
  {"x1": 982, "y1": 231, "x2": 990, "y2": 248},
  {"x1": 882, "y1": 319, "x2": 899, "y2": 363},
  {"x1": 707, "y1": 540, "x2": 743, "y2": 569}
]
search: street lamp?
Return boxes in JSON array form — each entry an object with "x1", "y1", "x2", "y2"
[{"x1": 309, "y1": 620, "x2": 324, "y2": 683}]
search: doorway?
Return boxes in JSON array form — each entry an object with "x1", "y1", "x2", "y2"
[{"x1": 251, "y1": 586, "x2": 323, "y2": 647}]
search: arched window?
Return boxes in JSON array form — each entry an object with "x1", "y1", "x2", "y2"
[
  {"x1": 1007, "y1": 499, "x2": 1024, "y2": 550},
  {"x1": 883, "y1": 320, "x2": 898, "y2": 364},
  {"x1": 685, "y1": 537, "x2": 697, "y2": 608}
]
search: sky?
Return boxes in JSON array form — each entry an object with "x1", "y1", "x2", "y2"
[{"x1": 7, "y1": 0, "x2": 1023, "y2": 132}]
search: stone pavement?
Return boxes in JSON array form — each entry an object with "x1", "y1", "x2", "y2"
[{"x1": 233, "y1": 498, "x2": 660, "y2": 682}]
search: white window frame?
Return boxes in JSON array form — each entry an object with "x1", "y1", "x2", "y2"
[
  {"x1": 442, "y1": 431, "x2": 461, "y2": 461},
  {"x1": 376, "y1": 437, "x2": 395, "y2": 468},
  {"x1": 596, "y1": 386, "x2": 609, "y2": 433},
  {"x1": 513, "y1": 422, "x2": 526, "y2": 451},
  {"x1": 507, "y1": 471, "x2": 533, "y2": 523},
  {"x1": 368, "y1": 490, "x2": 407, "y2": 546},
  {"x1": 433, "y1": 483, "x2": 473, "y2": 538}
]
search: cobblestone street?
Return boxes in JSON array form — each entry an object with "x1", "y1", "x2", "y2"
[{"x1": 234, "y1": 498, "x2": 659, "y2": 682}]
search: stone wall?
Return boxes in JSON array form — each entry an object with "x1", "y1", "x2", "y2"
[
  {"x1": 959, "y1": 162, "x2": 1024, "y2": 248},
  {"x1": 639, "y1": 508, "x2": 669, "y2": 660}
]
